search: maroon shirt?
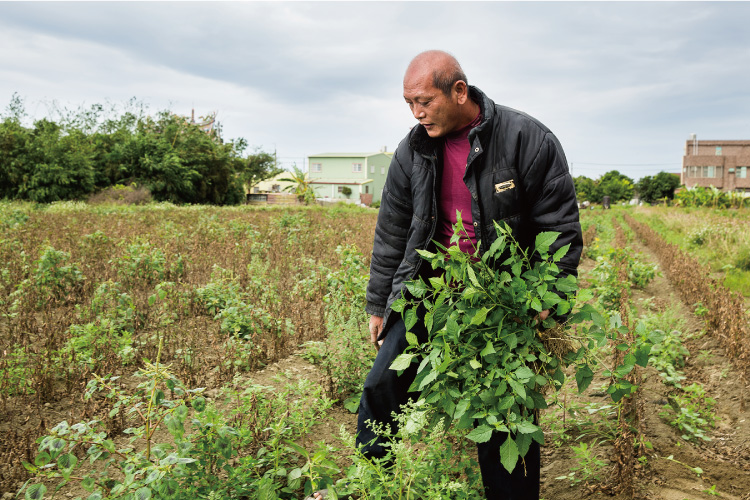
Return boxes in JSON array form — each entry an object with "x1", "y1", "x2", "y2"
[{"x1": 434, "y1": 112, "x2": 482, "y2": 254}]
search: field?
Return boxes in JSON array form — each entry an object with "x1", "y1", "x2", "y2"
[{"x1": 1, "y1": 201, "x2": 749, "y2": 499}]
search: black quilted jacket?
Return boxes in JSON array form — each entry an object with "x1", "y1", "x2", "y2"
[{"x1": 366, "y1": 86, "x2": 582, "y2": 330}]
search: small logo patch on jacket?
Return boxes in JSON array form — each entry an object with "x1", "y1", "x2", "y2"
[{"x1": 495, "y1": 180, "x2": 515, "y2": 193}]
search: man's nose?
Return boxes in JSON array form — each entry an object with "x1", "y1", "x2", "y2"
[{"x1": 412, "y1": 105, "x2": 425, "y2": 119}]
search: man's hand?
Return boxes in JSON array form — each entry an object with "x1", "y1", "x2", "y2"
[
  {"x1": 369, "y1": 315, "x2": 384, "y2": 351},
  {"x1": 538, "y1": 310, "x2": 550, "y2": 323}
]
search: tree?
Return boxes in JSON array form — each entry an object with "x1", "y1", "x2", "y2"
[
  {"x1": 597, "y1": 170, "x2": 634, "y2": 203},
  {"x1": 236, "y1": 147, "x2": 283, "y2": 193},
  {"x1": 16, "y1": 119, "x2": 96, "y2": 202},
  {"x1": 636, "y1": 171, "x2": 681, "y2": 204},
  {"x1": 573, "y1": 176, "x2": 597, "y2": 202},
  {"x1": 0, "y1": 94, "x2": 274, "y2": 205}
]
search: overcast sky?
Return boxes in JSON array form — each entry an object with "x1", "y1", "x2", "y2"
[{"x1": 2, "y1": 1, "x2": 749, "y2": 180}]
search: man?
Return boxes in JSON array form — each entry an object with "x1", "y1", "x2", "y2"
[{"x1": 314, "y1": 50, "x2": 582, "y2": 500}]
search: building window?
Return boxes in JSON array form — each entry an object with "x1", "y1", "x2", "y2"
[
  {"x1": 272, "y1": 184, "x2": 281, "y2": 193},
  {"x1": 715, "y1": 146, "x2": 722, "y2": 156},
  {"x1": 352, "y1": 163, "x2": 362, "y2": 173},
  {"x1": 337, "y1": 186, "x2": 344, "y2": 193},
  {"x1": 738, "y1": 166, "x2": 748, "y2": 179},
  {"x1": 365, "y1": 186, "x2": 369, "y2": 194},
  {"x1": 370, "y1": 165, "x2": 375, "y2": 174},
  {"x1": 687, "y1": 166, "x2": 722, "y2": 178},
  {"x1": 311, "y1": 163, "x2": 322, "y2": 173},
  {"x1": 381, "y1": 167, "x2": 385, "y2": 175}
]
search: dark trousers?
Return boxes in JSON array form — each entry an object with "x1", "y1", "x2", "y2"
[{"x1": 356, "y1": 317, "x2": 540, "y2": 500}]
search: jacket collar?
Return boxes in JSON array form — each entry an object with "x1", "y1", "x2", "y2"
[{"x1": 409, "y1": 85, "x2": 495, "y2": 158}]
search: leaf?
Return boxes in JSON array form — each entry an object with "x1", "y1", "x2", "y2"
[
  {"x1": 470, "y1": 307, "x2": 490, "y2": 326},
  {"x1": 86, "y1": 492, "x2": 103, "y2": 500},
  {"x1": 390, "y1": 353, "x2": 415, "y2": 371},
  {"x1": 288, "y1": 468, "x2": 303, "y2": 481},
  {"x1": 511, "y1": 261, "x2": 522, "y2": 277},
  {"x1": 26, "y1": 484, "x2": 47, "y2": 500},
  {"x1": 508, "y1": 378, "x2": 526, "y2": 401},
  {"x1": 575, "y1": 365, "x2": 594, "y2": 393},
  {"x1": 415, "y1": 249, "x2": 437, "y2": 260},
  {"x1": 81, "y1": 477, "x2": 95, "y2": 492},
  {"x1": 515, "y1": 432, "x2": 532, "y2": 457},
  {"x1": 343, "y1": 395, "x2": 360, "y2": 413},
  {"x1": 466, "y1": 266, "x2": 481, "y2": 288},
  {"x1": 134, "y1": 487, "x2": 151, "y2": 500},
  {"x1": 466, "y1": 425, "x2": 493, "y2": 443},
  {"x1": 418, "y1": 370, "x2": 438, "y2": 391},
  {"x1": 191, "y1": 397, "x2": 206, "y2": 413},
  {"x1": 404, "y1": 308, "x2": 418, "y2": 332},
  {"x1": 634, "y1": 345, "x2": 651, "y2": 367},
  {"x1": 462, "y1": 287, "x2": 480, "y2": 301},
  {"x1": 516, "y1": 420, "x2": 540, "y2": 435},
  {"x1": 34, "y1": 451, "x2": 51, "y2": 467},
  {"x1": 390, "y1": 297, "x2": 406, "y2": 313},
  {"x1": 514, "y1": 366, "x2": 535, "y2": 381},
  {"x1": 469, "y1": 358, "x2": 482, "y2": 370},
  {"x1": 57, "y1": 453, "x2": 77, "y2": 471},
  {"x1": 552, "y1": 243, "x2": 571, "y2": 263},
  {"x1": 480, "y1": 341, "x2": 496, "y2": 357},
  {"x1": 534, "y1": 231, "x2": 560, "y2": 255},
  {"x1": 406, "y1": 278, "x2": 429, "y2": 299},
  {"x1": 555, "y1": 274, "x2": 578, "y2": 293},
  {"x1": 614, "y1": 353, "x2": 636, "y2": 377},
  {"x1": 488, "y1": 234, "x2": 507, "y2": 257},
  {"x1": 530, "y1": 297, "x2": 542, "y2": 312},
  {"x1": 405, "y1": 331, "x2": 418, "y2": 346},
  {"x1": 500, "y1": 434, "x2": 519, "y2": 473}
]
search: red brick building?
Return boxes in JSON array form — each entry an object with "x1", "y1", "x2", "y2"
[{"x1": 682, "y1": 135, "x2": 750, "y2": 192}]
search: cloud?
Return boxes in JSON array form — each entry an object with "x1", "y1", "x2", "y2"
[{"x1": 1, "y1": 1, "x2": 749, "y2": 179}]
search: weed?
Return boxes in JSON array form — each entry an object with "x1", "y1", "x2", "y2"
[
  {"x1": 660, "y1": 382, "x2": 716, "y2": 442},
  {"x1": 112, "y1": 239, "x2": 167, "y2": 285},
  {"x1": 555, "y1": 440, "x2": 608, "y2": 485}
]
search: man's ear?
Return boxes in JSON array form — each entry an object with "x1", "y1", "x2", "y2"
[{"x1": 453, "y1": 80, "x2": 469, "y2": 104}]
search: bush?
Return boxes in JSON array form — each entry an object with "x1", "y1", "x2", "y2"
[{"x1": 88, "y1": 184, "x2": 153, "y2": 205}]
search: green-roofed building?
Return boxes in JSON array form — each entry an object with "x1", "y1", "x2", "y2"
[{"x1": 307, "y1": 152, "x2": 393, "y2": 205}]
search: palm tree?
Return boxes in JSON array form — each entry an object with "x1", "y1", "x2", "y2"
[{"x1": 279, "y1": 165, "x2": 315, "y2": 204}]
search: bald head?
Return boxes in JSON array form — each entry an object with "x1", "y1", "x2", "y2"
[
  {"x1": 402, "y1": 50, "x2": 478, "y2": 138},
  {"x1": 405, "y1": 50, "x2": 467, "y2": 97}
]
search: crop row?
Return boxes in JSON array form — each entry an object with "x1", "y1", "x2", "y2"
[{"x1": 624, "y1": 213, "x2": 750, "y2": 385}]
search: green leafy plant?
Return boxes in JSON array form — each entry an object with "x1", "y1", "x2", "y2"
[
  {"x1": 555, "y1": 440, "x2": 608, "y2": 485},
  {"x1": 113, "y1": 240, "x2": 167, "y2": 285},
  {"x1": 390, "y1": 217, "x2": 654, "y2": 473},
  {"x1": 332, "y1": 399, "x2": 484, "y2": 499},
  {"x1": 21, "y1": 341, "x2": 205, "y2": 500},
  {"x1": 661, "y1": 382, "x2": 717, "y2": 442},
  {"x1": 27, "y1": 246, "x2": 85, "y2": 307}
]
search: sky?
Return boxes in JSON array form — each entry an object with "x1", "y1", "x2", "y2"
[{"x1": 1, "y1": 1, "x2": 750, "y2": 181}]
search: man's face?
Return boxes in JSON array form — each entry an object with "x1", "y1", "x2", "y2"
[{"x1": 403, "y1": 71, "x2": 462, "y2": 138}]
